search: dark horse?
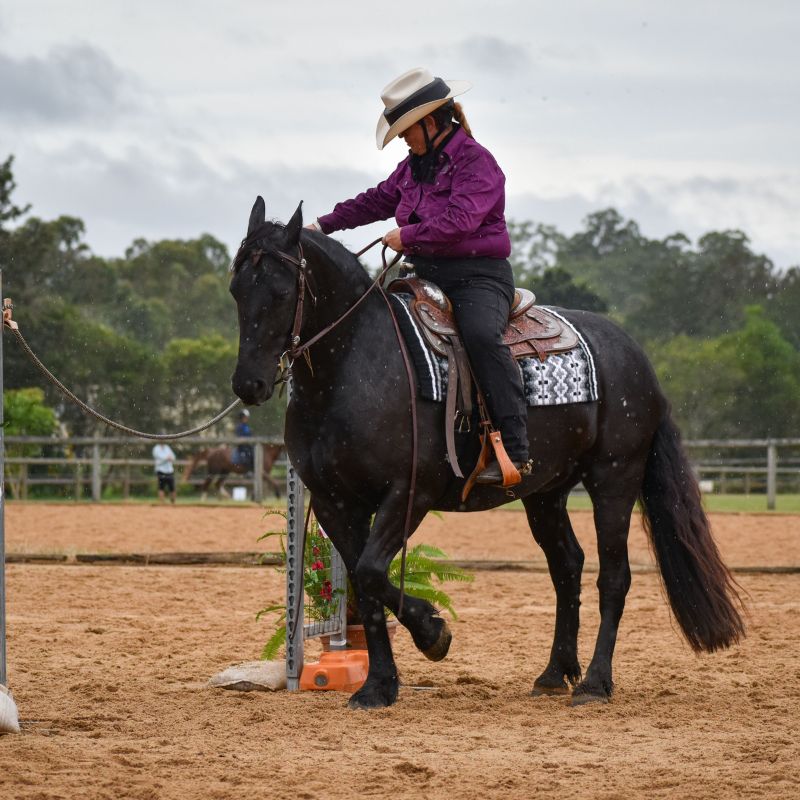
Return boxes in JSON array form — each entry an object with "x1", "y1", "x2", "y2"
[
  {"x1": 230, "y1": 197, "x2": 744, "y2": 710},
  {"x1": 182, "y1": 443, "x2": 284, "y2": 499}
]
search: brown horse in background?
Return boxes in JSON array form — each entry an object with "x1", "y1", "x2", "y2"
[{"x1": 182, "y1": 443, "x2": 284, "y2": 500}]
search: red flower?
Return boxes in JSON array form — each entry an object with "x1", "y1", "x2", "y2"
[
  {"x1": 310, "y1": 559, "x2": 325, "y2": 571},
  {"x1": 312, "y1": 546, "x2": 321, "y2": 556},
  {"x1": 320, "y1": 580, "x2": 333, "y2": 601}
]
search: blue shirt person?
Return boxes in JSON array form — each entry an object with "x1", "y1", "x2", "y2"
[{"x1": 233, "y1": 409, "x2": 253, "y2": 469}]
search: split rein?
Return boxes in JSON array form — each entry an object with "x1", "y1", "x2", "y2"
[{"x1": 272, "y1": 237, "x2": 419, "y2": 615}]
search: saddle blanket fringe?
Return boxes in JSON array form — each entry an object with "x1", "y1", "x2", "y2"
[{"x1": 389, "y1": 294, "x2": 599, "y2": 406}]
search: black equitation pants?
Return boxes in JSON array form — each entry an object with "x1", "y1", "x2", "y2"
[{"x1": 412, "y1": 256, "x2": 529, "y2": 462}]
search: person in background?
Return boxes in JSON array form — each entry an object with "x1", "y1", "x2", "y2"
[
  {"x1": 234, "y1": 409, "x2": 254, "y2": 471},
  {"x1": 152, "y1": 442, "x2": 177, "y2": 504}
]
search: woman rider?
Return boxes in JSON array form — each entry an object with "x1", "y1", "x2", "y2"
[{"x1": 307, "y1": 67, "x2": 530, "y2": 485}]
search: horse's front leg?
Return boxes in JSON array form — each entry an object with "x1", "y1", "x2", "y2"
[
  {"x1": 354, "y1": 493, "x2": 451, "y2": 668},
  {"x1": 311, "y1": 499, "x2": 399, "y2": 709}
]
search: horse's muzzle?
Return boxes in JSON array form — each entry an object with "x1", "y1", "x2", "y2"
[{"x1": 231, "y1": 362, "x2": 274, "y2": 405}]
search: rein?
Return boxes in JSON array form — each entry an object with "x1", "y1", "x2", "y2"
[
  {"x1": 271, "y1": 237, "x2": 419, "y2": 616},
  {"x1": 283, "y1": 238, "x2": 392, "y2": 361}
]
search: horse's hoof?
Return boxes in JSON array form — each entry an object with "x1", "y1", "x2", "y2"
[
  {"x1": 570, "y1": 691, "x2": 609, "y2": 707},
  {"x1": 531, "y1": 681, "x2": 570, "y2": 697},
  {"x1": 571, "y1": 676, "x2": 612, "y2": 706},
  {"x1": 422, "y1": 620, "x2": 452, "y2": 662},
  {"x1": 347, "y1": 679, "x2": 398, "y2": 710}
]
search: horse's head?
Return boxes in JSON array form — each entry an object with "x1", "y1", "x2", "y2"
[{"x1": 229, "y1": 196, "x2": 304, "y2": 405}]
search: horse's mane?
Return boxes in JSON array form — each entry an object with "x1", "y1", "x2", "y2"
[
  {"x1": 302, "y1": 230, "x2": 373, "y2": 289},
  {"x1": 230, "y1": 221, "x2": 285, "y2": 271},
  {"x1": 231, "y1": 218, "x2": 372, "y2": 291}
]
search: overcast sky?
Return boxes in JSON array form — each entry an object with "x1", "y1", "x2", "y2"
[{"x1": 2, "y1": 1, "x2": 798, "y2": 269}]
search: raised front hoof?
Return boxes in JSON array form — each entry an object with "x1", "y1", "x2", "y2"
[
  {"x1": 422, "y1": 619, "x2": 452, "y2": 662},
  {"x1": 347, "y1": 677, "x2": 399, "y2": 711}
]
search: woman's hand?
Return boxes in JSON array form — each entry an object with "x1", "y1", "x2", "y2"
[{"x1": 382, "y1": 228, "x2": 403, "y2": 252}]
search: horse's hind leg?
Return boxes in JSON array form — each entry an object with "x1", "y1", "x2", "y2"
[
  {"x1": 573, "y1": 460, "x2": 643, "y2": 705},
  {"x1": 522, "y1": 490, "x2": 584, "y2": 695}
]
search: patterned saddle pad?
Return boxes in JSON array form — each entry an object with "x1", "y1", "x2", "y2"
[{"x1": 389, "y1": 294, "x2": 599, "y2": 407}]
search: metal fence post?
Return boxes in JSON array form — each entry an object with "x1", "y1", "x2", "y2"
[
  {"x1": 1, "y1": 272, "x2": 8, "y2": 687},
  {"x1": 284, "y1": 379, "x2": 304, "y2": 690},
  {"x1": 91, "y1": 432, "x2": 101, "y2": 502},
  {"x1": 767, "y1": 442, "x2": 777, "y2": 511},
  {"x1": 253, "y1": 444, "x2": 264, "y2": 504}
]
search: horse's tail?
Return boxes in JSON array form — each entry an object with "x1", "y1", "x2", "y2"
[
  {"x1": 182, "y1": 448, "x2": 209, "y2": 481},
  {"x1": 639, "y1": 414, "x2": 745, "y2": 652}
]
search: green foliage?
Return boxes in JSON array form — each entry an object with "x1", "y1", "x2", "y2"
[
  {"x1": 2, "y1": 154, "x2": 799, "y2": 444},
  {"x1": 258, "y1": 514, "x2": 473, "y2": 659},
  {"x1": 0, "y1": 155, "x2": 31, "y2": 229},
  {"x1": 3, "y1": 387, "x2": 58, "y2": 498},
  {"x1": 3, "y1": 387, "x2": 58, "y2": 436},
  {"x1": 651, "y1": 307, "x2": 800, "y2": 438},
  {"x1": 767, "y1": 266, "x2": 800, "y2": 349},
  {"x1": 0, "y1": 154, "x2": 248, "y2": 438},
  {"x1": 531, "y1": 267, "x2": 608, "y2": 312},
  {"x1": 162, "y1": 335, "x2": 238, "y2": 426},
  {"x1": 387, "y1": 543, "x2": 474, "y2": 620}
]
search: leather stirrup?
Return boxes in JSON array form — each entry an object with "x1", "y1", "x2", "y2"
[
  {"x1": 461, "y1": 427, "x2": 492, "y2": 502},
  {"x1": 487, "y1": 430, "x2": 522, "y2": 487}
]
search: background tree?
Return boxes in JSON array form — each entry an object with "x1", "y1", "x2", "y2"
[
  {"x1": 2, "y1": 154, "x2": 798, "y2": 445},
  {"x1": 508, "y1": 221, "x2": 607, "y2": 311},
  {"x1": 651, "y1": 307, "x2": 800, "y2": 439},
  {"x1": 2, "y1": 387, "x2": 58, "y2": 497}
]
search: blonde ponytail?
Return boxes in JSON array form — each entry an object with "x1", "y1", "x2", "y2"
[{"x1": 453, "y1": 102, "x2": 473, "y2": 138}]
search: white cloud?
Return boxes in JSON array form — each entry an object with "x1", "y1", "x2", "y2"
[{"x1": 0, "y1": 44, "x2": 138, "y2": 123}]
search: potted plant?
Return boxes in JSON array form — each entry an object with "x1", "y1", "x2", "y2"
[{"x1": 257, "y1": 511, "x2": 473, "y2": 659}]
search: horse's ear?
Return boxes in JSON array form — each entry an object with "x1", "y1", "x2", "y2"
[
  {"x1": 283, "y1": 201, "x2": 304, "y2": 247},
  {"x1": 248, "y1": 196, "x2": 266, "y2": 236}
]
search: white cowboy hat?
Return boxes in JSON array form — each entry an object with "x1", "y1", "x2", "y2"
[{"x1": 375, "y1": 67, "x2": 471, "y2": 150}]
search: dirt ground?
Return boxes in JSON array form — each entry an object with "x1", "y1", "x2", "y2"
[{"x1": 2, "y1": 503, "x2": 799, "y2": 799}]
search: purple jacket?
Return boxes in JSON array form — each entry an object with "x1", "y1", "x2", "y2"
[{"x1": 318, "y1": 127, "x2": 511, "y2": 259}]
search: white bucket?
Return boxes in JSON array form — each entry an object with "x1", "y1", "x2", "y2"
[{"x1": 231, "y1": 487, "x2": 248, "y2": 502}]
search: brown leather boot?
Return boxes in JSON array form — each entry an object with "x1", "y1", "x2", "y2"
[{"x1": 475, "y1": 459, "x2": 532, "y2": 485}]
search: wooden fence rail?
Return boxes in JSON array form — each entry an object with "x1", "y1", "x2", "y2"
[
  {"x1": 3, "y1": 435, "x2": 286, "y2": 503},
  {"x1": 2, "y1": 436, "x2": 799, "y2": 509}
]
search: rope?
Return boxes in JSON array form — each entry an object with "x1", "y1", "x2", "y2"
[{"x1": 4, "y1": 324, "x2": 241, "y2": 440}]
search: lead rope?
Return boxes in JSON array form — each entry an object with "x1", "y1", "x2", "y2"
[{"x1": 2, "y1": 300, "x2": 241, "y2": 440}]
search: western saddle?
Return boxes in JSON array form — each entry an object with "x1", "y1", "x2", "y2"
[{"x1": 388, "y1": 276, "x2": 579, "y2": 497}]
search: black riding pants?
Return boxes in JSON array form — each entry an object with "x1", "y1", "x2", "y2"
[{"x1": 413, "y1": 256, "x2": 529, "y2": 462}]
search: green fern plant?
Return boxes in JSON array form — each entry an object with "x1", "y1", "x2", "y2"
[
  {"x1": 257, "y1": 512, "x2": 473, "y2": 660},
  {"x1": 387, "y1": 543, "x2": 473, "y2": 620}
]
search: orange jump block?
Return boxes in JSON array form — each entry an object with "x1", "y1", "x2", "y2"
[{"x1": 299, "y1": 650, "x2": 369, "y2": 692}]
